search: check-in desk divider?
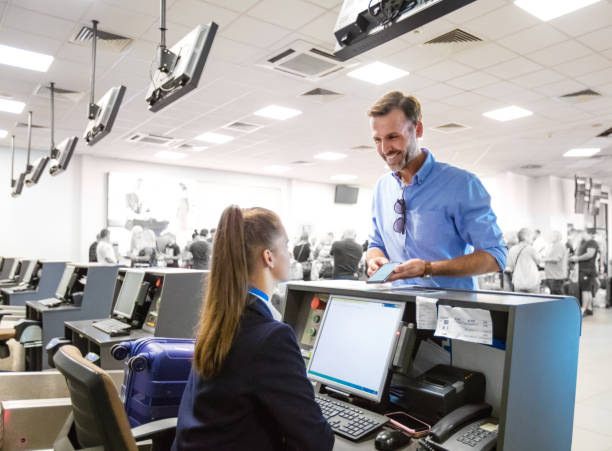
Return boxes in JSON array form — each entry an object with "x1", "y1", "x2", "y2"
[{"x1": 0, "y1": 261, "x2": 66, "y2": 306}]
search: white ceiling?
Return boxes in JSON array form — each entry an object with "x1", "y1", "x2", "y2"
[{"x1": 1, "y1": 0, "x2": 612, "y2": 187}]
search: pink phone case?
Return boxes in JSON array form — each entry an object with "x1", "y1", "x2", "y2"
[{"x1": 386, "y1": 411, "x2": 431, "y2": 438}]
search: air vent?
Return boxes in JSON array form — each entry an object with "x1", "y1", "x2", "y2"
[
  {"x1": 301, "y1": 88, "x2": 342, "y2": 97},
  {"x1": 597, "y1": 126, "x2": 612, "y2": 138},
  {"x1": 259, "y1": 40, "x2": 348, "y2": 81},
  {"x1": 126, "y1": 132, "x2": 181, "y2": 146},
  {"x1": 69, "y1": 25, "x2": 133, "y2": 53},
  {"x1": 591, "y1": 154, "x2": 612, "y2": 159},
  {"x1": 557, "y1": 89, "x2": 601, "y2": 104},
  {"x1": 222, "y1": 121, "x2": 263, "y2": 134},
  {"x1": 33, "y1": 84, "x2": 84, "y2": 103},
  {"x1": 290, "y1": 160, "x2": 314, "y2": 165},
  {"x1": 425, "y1": 28, "x2": 482, "y2": 44},
  {"x1": 432, "y1": 123, "x2": 470, "y2": 134},
  {"x1": 16, "y1": 122, "x2": 47, "y2": 129},
  {"x1": 176, "y1": 143, "x2": 208, "y2": 152},
  {"x1": 520, "y1": 164, "x2": 543, "y2": 169},
  {"x1": 350, "y1": 145, "x2": 375, "y2": 152}
]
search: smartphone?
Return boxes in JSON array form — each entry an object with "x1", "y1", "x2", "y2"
[
  {"x1": 386, "y1": 411, "x2": 431, "y2": 437},
  {"x1": 367, "y1": 262, "x2": 399, "y2": 284}
]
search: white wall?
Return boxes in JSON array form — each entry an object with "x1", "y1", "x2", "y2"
[
  {"x1": 0, "y1": 148, "x2": 373, "y2": 261},
  {"x1": 481, "y1": 172, "x2": 587, "y2": 240}
]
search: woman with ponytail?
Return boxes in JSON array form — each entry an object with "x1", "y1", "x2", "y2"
[{"x1": 172, "y1": 206, "x2": 334, "y2": 451}]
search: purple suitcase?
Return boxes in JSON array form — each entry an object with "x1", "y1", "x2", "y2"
[{"x1": 111, "y1": 337, "x2": 195, "y2": 426}]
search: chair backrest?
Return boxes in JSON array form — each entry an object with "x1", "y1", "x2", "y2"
[{"x1": 53, "y1": 345, "x2": 137, "y2": 451}]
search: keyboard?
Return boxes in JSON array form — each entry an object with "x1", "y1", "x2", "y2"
[
  {"x1": 92, "y1": 318, "x2": 131, "y2": 335},
  {"x1": 315, "y1": 393, "x2": 388, "y2": 440},
  {"x1": 38, "y1": 298, "x2": 63, "y2": 307}
]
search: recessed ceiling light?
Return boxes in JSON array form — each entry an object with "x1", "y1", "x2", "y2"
[
  {"x1": 347, "y1": 62, "x2": 409, "y2": 85},
  {"x1": 483, "y1": 105, "x2": 533, "y2": 122},
  {"x1": 314, "y1": 152, "x2": 347, "y2": 161},
  {"x1": 154, "y1": 150, "x2": 188, "y2": 160},
  {"x1": 0, "y1": 129, "x2": 7, "y2": 139},
  {"x1": 330, "y1": 174, "x2": 358, "y2": 181},
  {"x1": 194, "y1": 131, "x2": 235, "y2": 144},
  {"x1": 514, "y1": 0, "x2": 600, "y2": 21},
  {"x1": 0, "y1": 98, "x2": 26, "y2": 114},
  {"x1": 254, "y1": 105, "x2": 302, "y2": 120},
  {"x1": 563, "y1": 148, "x2": 600, "y2": 157},
  {"x1": 0, "y1": 44, "x2": 54, "y2": 72},
  {"x1": 264, "y1": 165, "x2": 292, "y2": 173}
]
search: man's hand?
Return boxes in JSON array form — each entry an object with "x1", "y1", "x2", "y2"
[
  {"x1": 367, "y1": 256, "x2": 390, "y2": 277},
  {"x1": 386, "y1": 259, "x2": 425, "y2": 282}
]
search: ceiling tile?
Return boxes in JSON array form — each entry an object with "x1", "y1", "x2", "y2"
[
  {"x1": 444, "y1": 0, "x2": 506, "y2": 24},
  {"x1": 512, "y1": 70, "x2": 565, "y2": 89},
  {"x1": 474, "y1": 81, "x2": 543, "y2": 103},
  {"x1": 412, "y1": 83, "x2": 463, "y2": 101},
  {"x1": 298, "y1": 11, "x2": 342, "y2": 46},
  {"x1": 204, "y1": 0, "x2": 261, "y2": 12},
  {"x1": 443, "y1": 92, "x2": 497, "y2": 109},
  {"x1": 532, "y1": 79, "x2": 587, "y2": 98},
  {"x1": 15, "y1": 0, "x2": 91, "y2": 22},
  {"x1": 527, "y1": 40, "x2": 592, "y2": 67},
  {"x1": 0, "y1": 27, "x2": 65, "y2": 56},
  {"x1": 553, "y1": 54, "x2": 612, "y2": 79},
  {"x1": 222, "y1": 16, "x2": 292, "y2": 48},
  {"x1": 416, "y1": 60, "x2": 474, "y2": 82},
  {"x1": 4, "y1": 5, "x2": 78, "y2": 42},
  {"x1": 85, "y1": 2, "x2": 157, "y2": 37},
  {"x1": 485, "y1": 57, "x2": 543, "y2": 80},
  {"x1": 548, "y1": 1, "x2": 612, "y2": 37},
  {"x1": 498, "y1": 24, "x2": 567, "y2": 55},
  {"x1": 464, "y1": 4, "x2": 539, "y2": 40},
  {"x1": 168, "y1": 1, "x2": 239, "y2": 28},
  {"x1": 248, "y1": 0, "x2": 326, "y2": 30},
  {"x1": 302, "y1": 0, "x2": 341, "y2": 9},
  {"x1": 446, "y1": 71, "x2": 499, "y2": 90},
  {"x1": 208, "y1": 36, "x2": 267, "y2": 65},
  {"x1": 576, "y1": 67, "x2": 612, "y2": 87},
  {"x1": 453, "y1": 43, "x2": 517, "y2": 69},
  {"x1": 576, "y1": 26, "x2": 612, "y2": 52},
  {"x1": 388, "y1": 43, "x2": 458, "y2": 72}
]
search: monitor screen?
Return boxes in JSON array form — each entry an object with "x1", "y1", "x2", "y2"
[
  {"x1": 50, "y1": 136, "x2": 78, "y2": 175},
  {"x1": 145, "y1": 22, "x2": 218, "y2": 112},
  {"x1": 113, "y1": 270, "x2": 145, "y2": 320},
  {"x1": 307, "y1": 296, "x2": 405, "y2": 403},
  {"x1": 83, "y1": 86, "x2": 126, "y2": 146},
  {"x1": 20, "y1": 260, "x2": 37, "y2": 284},
  {"x1": 26, "y1": 156, "x2": 50, "y2": 185},
  {"x1": 55, "y1": 265, "x2": 76, "y2": 299},
  {"x1": 334, "y1": 185, "x2": 359, "y2": 204},
  {"x1": 17, "y1": 260, "x2": 33, "y2": 282},
  {"x1": 1, "y1": 258, "x2": 17, "y2": 279}
]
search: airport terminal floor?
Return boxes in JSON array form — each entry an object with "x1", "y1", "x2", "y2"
[{"x1": 572, "y1": 308, "x2": 612, "y2": 451}]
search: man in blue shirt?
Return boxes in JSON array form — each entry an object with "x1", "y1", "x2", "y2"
[{"x1": 366, "y1": 91, "x2": 506, "y2": 290}]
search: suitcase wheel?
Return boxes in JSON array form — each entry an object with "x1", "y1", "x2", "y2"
[
  {"x1": 110, "y1": 344, "x2": 130, "y2": 361},
  {"x1": 128, "y1": 354, "x2": 148, "y2": 372}
]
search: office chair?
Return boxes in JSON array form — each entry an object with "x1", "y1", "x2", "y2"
[{"x1": 53, "y1": 345, "x2": 176, "y2": 451}]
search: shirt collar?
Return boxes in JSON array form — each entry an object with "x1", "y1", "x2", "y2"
[
  {"x1": 391, "y1": 149, "x2": 434, "y2": 186},
  {"x1": 248, "y1": 286, "x2": 282, "y2": 321}
]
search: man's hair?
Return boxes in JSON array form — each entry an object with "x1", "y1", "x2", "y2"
[
  {"x1": 200, "y1": 228, "x2": 209, "y2": 238},
  {"x1": 367, "y1": 91, "x2": 422, "y2": 124},
  {"x1": 99, "y1": 228, "x2": 110, "y2": 239},
  {"x1": 518, "y1": 228, "x2": 532, "y2": 242}
]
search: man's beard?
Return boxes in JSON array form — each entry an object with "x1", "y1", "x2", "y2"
[{"x1": 386, "y1": 141, "x2": 419, "y2": 171}]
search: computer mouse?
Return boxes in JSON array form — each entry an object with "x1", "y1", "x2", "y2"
[{"x1": 375, "y1": 429, "x2": 411, "y2": 451}]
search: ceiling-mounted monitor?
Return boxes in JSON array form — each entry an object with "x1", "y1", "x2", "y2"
[
  {"x1": 50, "y1": 136, "x2": 78, "y2": 176},
  {"x1": 83, "y1": 85, "x2": 126, "y2": 146},
  {"x1": 333, "y1": 0, "x2": 476, "y2": 61},
  {"x1": 145, "y1": 22, "x2": 218, "y2": 113},
  {"x1": 11, "y1": 172, "x2": 26, "y2": 197},
  {"x1": 26, "y1": 156, "x2": 50, "y2": 186}
]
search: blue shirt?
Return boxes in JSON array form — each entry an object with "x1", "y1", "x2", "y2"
[{"x1": 369, "y1": 150, "x2": 507, "y2": 290}]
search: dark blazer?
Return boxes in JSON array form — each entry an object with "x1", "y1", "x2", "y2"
[{"x1": 172, "y1": 294, "x2": 334, "y2": 451}]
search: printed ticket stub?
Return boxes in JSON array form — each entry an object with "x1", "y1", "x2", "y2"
[{"x1": 434, "y1": 305, "x2": 493, "y2": 345}]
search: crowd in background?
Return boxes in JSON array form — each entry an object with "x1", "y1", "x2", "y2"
[{"x1": 501, "y1": 227, "x2": 610, "y2": 315}]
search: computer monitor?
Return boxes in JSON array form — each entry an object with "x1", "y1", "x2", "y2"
[
  {"x1": 307, "y1": 296, "x2": 405, "y2": 403},
  {"x1": 145, "y1": 22, "x2": 218, "y2": 112},
  {"x1": 49, "y1": 137, "x2": 79, "y2": 175},
  {"x1": 16, "y1": 260, "x2": 33, "y2": 283},
  {"x1": 83, "y1": 85, "x2": 126, "y2": 146},
  {"x1": 26, "y1": 156, "x2": 50, "y2": 186},
  {"x1": 113, "y1": 270, "x2": 145, "y2": 320},
  {"x1": 11, "y1": 172, "x2": 26, "y2": 197},
  {"x1": 19, "y1": 260, "x2": 37, "y2": 284},
  {"x1": 55, "y1": 265, "x2": 76, "y2": 300},
  {"x1": 0, "y1": 258, "x2": 17, "y2": 279}
]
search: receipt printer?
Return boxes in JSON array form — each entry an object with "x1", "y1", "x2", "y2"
[{"x1": 395, "y1": 365, "x2": 485, "y2": 423}]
